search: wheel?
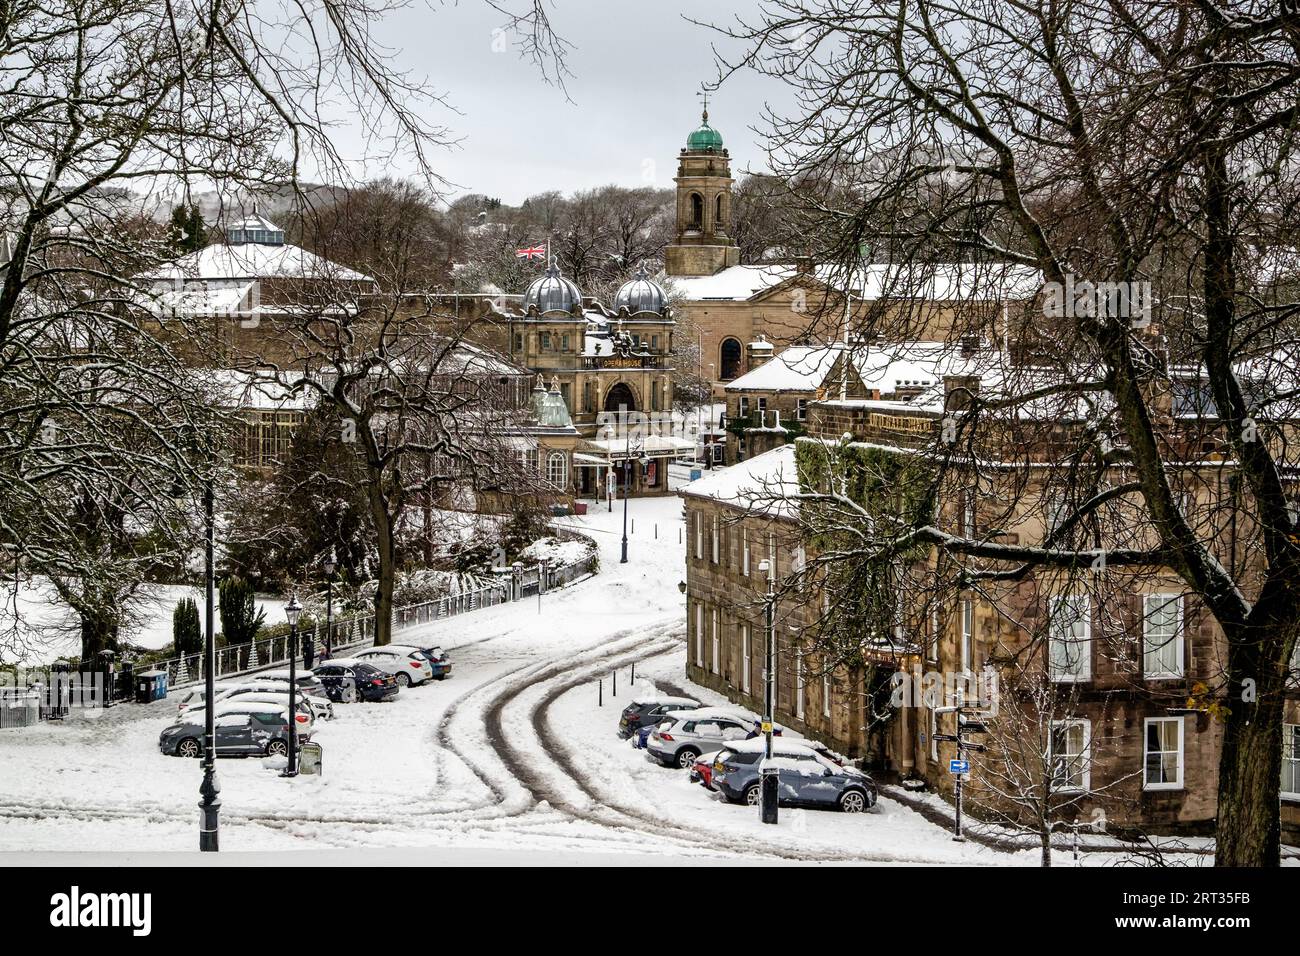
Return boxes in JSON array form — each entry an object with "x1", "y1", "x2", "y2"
[
  {"x1": 838, "y1": 789, "x2": 868, "y2": 813},
  {"x1": 265, "y1": 739, "x2": 288, "y2": 757},
  {"x1": 676, "y1": 748, "x2": 700, "y2": 769},
  {"x1": 395, "y1": 672, "x2": 411, "y2": 688},
  {"x1": 743, "y1": 783, "x2": 761, "y2": 806},
  {"x1": 176, "y1": 737, "x2": 201, "y2": 759}
]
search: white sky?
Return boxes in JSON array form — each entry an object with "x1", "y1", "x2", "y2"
[{"x1": 331, "y1": 0, "x2": 789, "y2": 204}]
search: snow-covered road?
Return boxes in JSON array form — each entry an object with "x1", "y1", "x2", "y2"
[{"x1": 0, "y1": 492, "x2": 1031, "y2": 864}]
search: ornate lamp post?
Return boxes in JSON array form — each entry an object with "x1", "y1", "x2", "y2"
[
  {"x1": 198, "y1": 477, "x2": 221, "y2": 850},
  {"x1": 281, "y1": 595, "x2": 302, "y2": 777}
]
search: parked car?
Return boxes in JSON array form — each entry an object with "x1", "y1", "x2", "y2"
[
  {"x1": 312, "y1": 659, "x2": 399, "y2": 702},
  {"x1": 617, "y1": 695, "x2": 701, "y2": 739},
  {"x1": 183, "y1": 698, "x2": 315, "y2": 736},
  {"x1": 693, "y1": 736, "x2": 844, "y2": 789},
  {"x1": 646, "y1": 708, "x2": 754, "y2": 769},
  {"x1": 159, "y1": 704, "x2": 309, "y2": 758},
  {"x1": 710, "y1": 739, "x2": 877, "y2": 812},
  {"x1": 348, "y1": 647, "x2": 435, "y2": 687},
  {"x1": 256, "y1": 670, "x2": 327, "y2": 695},
  {"x1": 206, "y1": 682, "x2": 334, "y2": 721},
  {"x1": 386, "y1": 643, "x2": 452, "y2": 679},
  {"x1": 688, "y1": 750, "x2": 722, "y2": 789}
]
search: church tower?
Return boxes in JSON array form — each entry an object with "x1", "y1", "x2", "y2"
[{"x1": 664, "y1": 105, "x2": 741, "y2": 277}]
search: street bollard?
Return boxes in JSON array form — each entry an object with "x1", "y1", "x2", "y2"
[
  {"x1": 612, "y1": 669, "x2": 617, "y2": 697},
  {"x1": 598, "y1": 679, "x2": 603, "y2": 707},
  {"x1": 630, "y1": 661, "x2": 635, "y2": 683}
]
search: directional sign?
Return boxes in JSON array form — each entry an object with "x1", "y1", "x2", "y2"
[
  {"x1": 960, "y1": 721, "x2": 988, "y2": 734},
  {"x1": 949, "y1": 759, "x2": 970, "y2": 774}
]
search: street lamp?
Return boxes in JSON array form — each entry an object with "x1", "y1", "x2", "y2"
[
  {"x1": 323, "y1": 552, "x2": 337, "y2": 660},
  {"x1": 198, "y1": 475, "x2": 221, "y2": 851},
  {"x1": 281, "y1": 594, "x2": 302, "y2": 777},
  {"x1": 758, "y1": 558, "x2": 778, "y2": 825}
]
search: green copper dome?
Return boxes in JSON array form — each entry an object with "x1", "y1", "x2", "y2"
[{"x1": 686, "y1": 110, "x2": 723, "y2": 151}]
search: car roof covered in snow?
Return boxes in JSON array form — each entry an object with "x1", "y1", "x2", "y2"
[
  {"x1": 631, "y1": 695, "x2": 699, "y2": 707},
  {"x1": 662, "y1": 706, "x2": 754, "y2": 723},
  {"x1": 723, "y1": 736, "x2": 821, "y2": 756}
]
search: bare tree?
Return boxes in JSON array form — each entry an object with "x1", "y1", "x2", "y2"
[{"x1": 710, "y1": 0, "x2": 1300, "y2": 866}]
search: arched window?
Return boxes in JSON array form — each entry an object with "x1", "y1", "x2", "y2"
[
  {"x1": 688, "y1": 193, "x2": 704, "y2": 229},
  {"x1": 547, "y1": 452, "x2": 568, "y2": 489},
  {"x1": 715, "y1": 193, "x2": 725, "y2": 228},
  {"x1": 720, "y1": 338, "x2": 743, "y2": 380}
]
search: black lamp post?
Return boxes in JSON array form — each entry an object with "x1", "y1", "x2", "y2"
[
  {"x1": 758, "y1": 558, "x2": 778, "y2": 825},
  {"x1": 323, "y1": 553, "x2": 336, "y2": 659},
  {"x1": 281, "y1": 595, "x2": 302, "y2": 777},
  {"x1": 198, "y1": 478, "x2": 221, "y2": 850}
]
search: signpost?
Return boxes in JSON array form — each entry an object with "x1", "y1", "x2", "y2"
[{"x1": 934, "y1": 686, "x2": 991, "y2": 842}]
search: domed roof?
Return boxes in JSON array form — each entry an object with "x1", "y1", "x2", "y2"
[
  {"x1": 686, "y1": 109, "x2": 723, "y2": 151},
  {"x1": 613, "y1": 266, "x2": 669, "y2": 315},
  {"x1": 524, "y1": 264, "x2": 583, "y2": 314}
]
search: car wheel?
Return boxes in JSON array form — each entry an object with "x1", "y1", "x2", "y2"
[
  {"x1": 676, "y1": 748, "x2": 700, "y2": 769},
  {"x1": 265, "y1": 739, "x2": 288, "y2": 757},
  {"x1": 395, "y1": 672, "x2": 411, "y2": 688},
  {"x1": 744, "y1": 783, "x2": 761, "y2": 806},
  {"x1": 176, "y1": 737, "x2": 201, "y2": 759},
  {"x1": 839, "y1": 789, "x2": 868, "y2": 813}
]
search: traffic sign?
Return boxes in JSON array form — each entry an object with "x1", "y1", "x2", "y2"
[
  {"x1": 760, "y1": 721, "x2": 773, "y2": 734},
  {"x1": 949, "y1": 759, "x2": 970, "y2": 774}
]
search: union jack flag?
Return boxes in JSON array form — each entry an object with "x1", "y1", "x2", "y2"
[{"x1": 515, "y1": 245, "x2": 546, "y2": 260}]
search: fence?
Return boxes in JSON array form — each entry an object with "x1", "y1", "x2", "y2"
[{"x1": 147, "y1": 550, "x2": 596, "y2": 691}]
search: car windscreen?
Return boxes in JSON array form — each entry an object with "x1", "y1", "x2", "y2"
[{"x1": 352, "y1": 662, "x2": 383, "y2": 677}]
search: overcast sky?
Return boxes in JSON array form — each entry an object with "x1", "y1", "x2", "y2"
[{"x1": 346, "y1": 0, "x2": 788, "y2": 205}]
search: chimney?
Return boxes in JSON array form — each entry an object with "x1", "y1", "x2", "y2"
[{"x1": 748, "y1": 335, "x2": 774, "y2": 368}]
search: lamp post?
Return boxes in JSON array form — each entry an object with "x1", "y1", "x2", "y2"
[
  {"x1": 323, "y1": 552, "x2": 336, "y2": 660},
  {"x1": 758, "y1": 558, "x2": 778, "y2": 824},
  {"x1": 281, "y1": 595, "x2": 302, "y2": 777},
  {"x1": 198, "y1": 478, "x2": 221, "y2": 850}
]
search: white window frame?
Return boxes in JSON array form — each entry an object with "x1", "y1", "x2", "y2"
[
  {"x1": 796, "y1": 398, "x2": 808, "y2": 421},
  {"x1": 821, "y1": 668, "x2": 831, "y2": 719},
  {"x1": 1143, "y1": 593, "x2": 1185, "y2": 679},
  {"x1": 1143, "y1": 716, "x2": 1184, "y2": 791},
  {"x1": 546, "y1": 452, "x2": 568, "y2": 489},
  {"x1": 694, "y1": 512, "x2": 703, "y2": 560},
  {"x1": 962, "y1": 494, "x2": 976, "y2": 537},
  {"x1": 960, "y1": 599, "x2": 974, "y2": 673},
  {"x1": 928, "y1": 605, "x2": 941, "y2": 663},
  {"x1": 742, "y1": 528, "x2": 750, "y2": 576},
  {"x1": 1284, "y1": 723, "x2": 1300, "y2": 800},
  {"x1": 711, "y1": 515, "x2": 720, "y2": 564},
  {"x1": 739, "y1": 396, "x2": 750, "y2": 419},
  {"x1": 1048, "y1": 594, "x2": 1092, "y2": 683},
  {"x1": 1049, "y1": 718, "x2": 1092, "y2": 792},
  {"x1": 741, "y1": 625, "x2": 751, "y2": 694},
  {"x1": 711, "y1": 608, "x2": 720, "y2": 675},
  {"x1": 794, "y1": 652, "x2": 805, "y2": 720}
]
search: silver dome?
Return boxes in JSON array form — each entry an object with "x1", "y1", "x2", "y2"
[
  {"x1": 613, "y1": 266, "x2": 668, "y2": 315},
  {"x1": 524, "y1": 265, "x2": 583, "y2": 314}
]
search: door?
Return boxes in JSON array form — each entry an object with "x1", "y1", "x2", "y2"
[{"x1": 214, "y1": 713, "x2": 253, "y2": 754}]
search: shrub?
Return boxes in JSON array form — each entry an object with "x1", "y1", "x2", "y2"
[{"x1": 218, "y1": 575, "x2": 265, "y2": 645}]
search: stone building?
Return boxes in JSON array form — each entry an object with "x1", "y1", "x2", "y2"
[
  {"x1": 661, "y1": 111, "x2": 1041, "y2": 393},
  {"x1": 681, "y1": 346, "x2": 1300, "y2": 841}
]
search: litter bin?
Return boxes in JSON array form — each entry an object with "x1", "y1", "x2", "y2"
[
  {"x1": 574, "y1": 501, "x2": 588, "y2": 516},
  {"x1": 689, "y1": 469, "x2": 702, "y2": 481},
  {"x1": 300, "y1": 741, "x2": 323, "y2": 775},
  {"x1": 135, "y1": 669, "x2": 168, "y2": 704}
]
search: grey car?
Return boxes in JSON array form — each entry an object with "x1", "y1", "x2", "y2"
[
  {"x1": 617, "y1": 695, "x2": 702, "y2": 739},
  {"x1": 159, "y1": 708, "x2": 305, "y2": 758},
  {"x1": 646, "y1": 708, "x2": 753, "y2": 769},
  {"x1": 710, "y1": 739, "x2": 877, "y2": 812}
]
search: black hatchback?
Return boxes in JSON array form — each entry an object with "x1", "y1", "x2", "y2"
[{"x1": 313, "y1": 660, "x2": 399, "y2": 703}]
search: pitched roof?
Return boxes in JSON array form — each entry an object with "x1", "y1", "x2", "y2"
[{"x1": 141, "y1": 240, "x2": 373, "y2": 284}]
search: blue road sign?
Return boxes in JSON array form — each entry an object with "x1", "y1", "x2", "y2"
[{"x1": 949, "y1": 759, "x2": 970, "y2": 774}]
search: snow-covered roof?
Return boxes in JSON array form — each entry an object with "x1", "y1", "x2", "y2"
[
  {"x1": 141, "y1": 240, "x2": 373, "y2": 284},
  {"x1": 210, "y1": 370, "x2": 307, "y2": 411},
  {"x1": 668, "y1": 262, "x2": 1042, "y2": 303},
  {"x1": 726, "y1": 344, "x2": 845, "y2": 392},
  {"x1": 680, "y1": 444, "x2": 801, "y2": 516},
  {"x1": 580, "y1": 435, "x2": 697, "y2": 458},
  {"x1": 143, "y1": 281, "x2": 255, "y2": 317}
]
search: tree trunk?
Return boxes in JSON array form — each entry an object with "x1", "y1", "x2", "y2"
[
  {"x1": 368, "y1": 493, "x2": 395, "y2": 647},
  {"x1": 1040, "y1": 830, "x2": 1052, "y2": 868},
  {"x1": 79, "y1": 612, "x2": 117, "y2": 661},
  {"x1": 1215, "y1": 667, "x2": 1284, "y2": 867}
]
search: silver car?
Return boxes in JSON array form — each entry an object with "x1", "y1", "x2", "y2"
[{"x1": 646, "y1": 707, "x2": 754, "y2": 769}]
